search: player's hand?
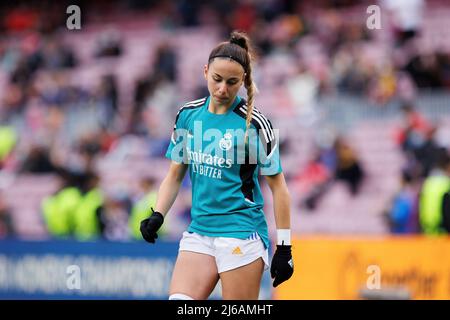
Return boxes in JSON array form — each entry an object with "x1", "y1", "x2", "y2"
[
  {"x1": 270, "y1": 245, "x2": 294, "y2": 287},
  {"x1": 140, "y1": 208, "x2": 164, "y2": 244}
]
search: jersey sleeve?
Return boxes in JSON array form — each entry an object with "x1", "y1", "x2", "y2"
[
  {"x1": 256, "y1": 117, "x2": 282, "y2": 176},
  {"x1": 165, "y1": 108, "x2": 188, "y2": 163}
]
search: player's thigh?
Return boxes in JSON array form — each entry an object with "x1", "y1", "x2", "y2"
[
  {"x1": 170, "y1": 251, "x2": 219, "y2": 300},
  {"x1": 220, "y1": 257, "x2": 264, "y2": 300}
]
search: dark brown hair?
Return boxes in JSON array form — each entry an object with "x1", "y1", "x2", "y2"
[{"x1": 208, "y1": 31, "x2": 257, "y2": 138}]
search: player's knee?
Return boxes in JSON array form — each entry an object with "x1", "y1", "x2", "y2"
[{"x1": 168, "y1": 293, "x2": 194, "y2": 300}]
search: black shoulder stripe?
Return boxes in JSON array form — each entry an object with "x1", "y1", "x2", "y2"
[
  {"x1": 173, "y1": 97, "x2": 207, "y2": 128},
  {"x1": 233, "y1": 112, "x2": 272, "y2": 156},
  {"x1": 253, "y1": 108, "x2": 275, "y2": 140},
  {"x1": 238, "y1": 106, "x2": 273, "y2": 144},
  {"x1": 240, "y1": 105, "x2": 274, "y2": 142},
  {"x1": 233, "y1": 101, "x2": 276, "y2": 156},
  {"x1": 233, "y1": 104, "x2": 263, "y2": 132}
]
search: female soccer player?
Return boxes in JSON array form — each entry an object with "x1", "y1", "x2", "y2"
[{"x1": 140, "y1": 31, "x2": 293, "y2": 300}]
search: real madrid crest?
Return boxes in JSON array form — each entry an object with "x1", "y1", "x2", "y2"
[{"x1": 219, "y1": 132, "x2": 233, "y2": 151}]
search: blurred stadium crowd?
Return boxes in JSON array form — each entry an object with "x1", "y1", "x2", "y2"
[{"x1": 0, "y1": 0, "x2": 450, "y2": 241}]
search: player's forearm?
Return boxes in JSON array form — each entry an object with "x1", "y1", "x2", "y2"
[
  {"x1": 154, "y1": 174, "x2": 183, "y2": 216},
  {"x1": 272, "y1": 184, "x2": 291, "y2": 230}
]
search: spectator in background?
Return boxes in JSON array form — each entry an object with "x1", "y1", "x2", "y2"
[
  {"x1": 42, "y1": 169, "x2": 110, "y2": 240},
  {"x1": 10, "y1": 55, "x2": 34, "y2": 90},
  {"x1": 419, "y1": 148, "x2": 450, "y2": 235},
  {"x1": 94, "y1": 29, "x2": 123, "y2": 58},
  {"x1": 386, "y1": 171, "x2": 420, "y2": 234},
  {"x1": 177, "y1": 0, "x2": 201, "y2": 27},
  {"x1": 414, "y1": 125, "x2": 441, "y2": 178},
  {"x1": 41, "y1": 169, "x2": 83, "y2": 238},
  {"x1": 132, "y1": 76, "x2": 157, "y2": 133},
  {"x1": 287, "y1": 61, "x2": 320, "y2": 119},
  {"x1": 381, "y1": 0, "x2": 425, "y2": 47},
  {"x1": 368, "y1": 62, "x2": 397, "y2": 105},
  {"x1": 333, "y1": 45, "x2": 373, "y2": 95},
  {"x1": 334, "y1": 137, "x2": 364, "y2": 195},
  {"x1": 394, "y1": 103, "x2": 442, "y2": 178},
  {"x1": 0, "y1": 124, "x2": 17, "y2": 169},
  {"x1": 295, "y1": 152, "x2": 332, "y2": 210},
  {"x1": 129, "y1": 176, "x2": 166, "y2": 240},
  {"x1": 20, "y1": 144, "x2": 57, "y2": 174},
  {"x1": 76, "y1": 131, "x2": 103, "y2": 170},
  {"x1": 97, "y1": 126, "x2": 118, "y2": 153},
  {"x1": 96, "y1": 74, "x2": 118, "y2": 127},
  {"x1": 39, "y1": 37, "x2": 77, "y2": 70},
  {"x1": 439, "y1": 53, "x2": 450, "y2": 89},
  {"x1": 129, "y1": 42, "x2": 177, "y2": 134},
  {"x1": 73, "y1": 172, "x2": 104, "y2": 241},
  {"x1": 12, "y1": 37, "x2": 77, "y2": 83},
  {"x1": 101, "y1": 192, "x2": 131, "y2": 241},
  {"x1": 153, "y1": 42, "x2": 177, "y2": 83},
  {"x1": 443, "y1": 185, "x2": 450, "y2": 233},
  {"x1": 404, "y1": 52, "x2": 446, "y2": 88},
  {"x1": 0, "y1": 191, "x2": 15, "y2": 238},
  {"x1": 395, "y1": 103, "x2": 431, "y2": 154}
]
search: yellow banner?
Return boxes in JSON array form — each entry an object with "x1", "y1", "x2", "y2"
[{"x1": 274, "y1": 236, "x2": 450, "y2": 300}]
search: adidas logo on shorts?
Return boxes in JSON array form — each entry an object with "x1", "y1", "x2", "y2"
[{"x1": 232, "y1": 246, "x2": 243, "y2": 255}]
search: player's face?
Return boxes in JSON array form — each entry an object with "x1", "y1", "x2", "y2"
[{"x1": 204, "y1": 58, "x2": 245, "y2": 107}]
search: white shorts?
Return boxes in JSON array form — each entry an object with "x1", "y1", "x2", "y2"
[{"x1": 179, "y1": 231, "x2": 269, "y2": 273}]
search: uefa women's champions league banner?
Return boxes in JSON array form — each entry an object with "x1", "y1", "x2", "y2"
[{"x1": 0, "y1": 239, "x2": 272, "y2": 299}]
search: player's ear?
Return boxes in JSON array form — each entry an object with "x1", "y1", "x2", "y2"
[{"x1": 203, "y1": 64, "x2": 208, "y2": 80}]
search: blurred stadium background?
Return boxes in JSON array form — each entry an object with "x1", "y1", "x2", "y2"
[{"x1": 1, "y1": 0, "x2": 450, "y2": 299}]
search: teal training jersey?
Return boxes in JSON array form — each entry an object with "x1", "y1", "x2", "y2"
[{"x1": 165, "y1": 96, "x2": 282, "y2": 249}]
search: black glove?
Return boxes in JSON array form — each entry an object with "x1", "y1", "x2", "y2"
[
  {"x1": 140, "y1": 208, "x2": 164, "y2": 243},
  {"x1": 270, "y1": 245, "x2": 294, "y2": 287}
]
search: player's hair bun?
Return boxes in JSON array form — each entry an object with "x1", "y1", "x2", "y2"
[{"x1": 229, "y1": 32, "x2": 248, "y2": 51}]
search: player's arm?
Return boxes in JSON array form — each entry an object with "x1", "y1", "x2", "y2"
[
  {"x1": 155, "y1": 161, "x2": 188, "y2": 216},
  {"x1": 140, "y1": 161, "x2": 188, "y2": 244},
  {"x1": 265, "y1": 172, "x2": 294, "y2": 287},
  {"x1": 265, "y1": 172, "x2": 291, "y2": 231}
]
